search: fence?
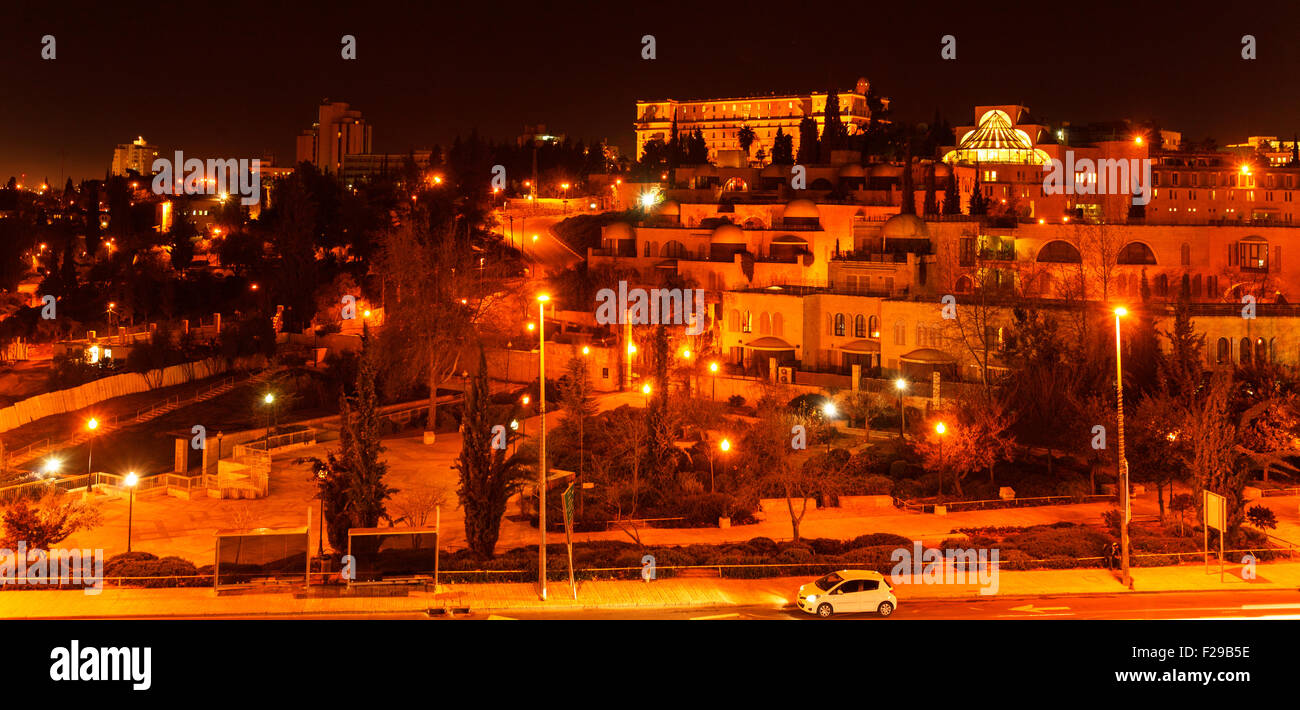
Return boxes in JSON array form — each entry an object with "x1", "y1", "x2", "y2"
[{"x1": 899, "y1": 494, "x2": 1116, "y2": 514}]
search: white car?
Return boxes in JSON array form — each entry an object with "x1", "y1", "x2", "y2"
[{"x1": 796, "y1": 570, "x2": 896, "y2": 618}]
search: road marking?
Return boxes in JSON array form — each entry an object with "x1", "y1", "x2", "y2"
[
  {"x1": 1241, "y1": 603, "x2": 1300, "y2": 610},
  {"x1": 995, "y1": 612, "x2": 1075, "y2": 618},
  {"x1": 690, "y1": 613, "x2": 740, "y2": 621},
  {"x1": 1008, "y1": 604, "x2": 1070, "y2": 614},
  {"x1": 487, "y1": 615, "x2": 516, "y2": 620}
]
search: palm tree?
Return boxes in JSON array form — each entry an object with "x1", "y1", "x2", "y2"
[{"x1": 738, "y1": 125, "x2": 756, "y2": 160}]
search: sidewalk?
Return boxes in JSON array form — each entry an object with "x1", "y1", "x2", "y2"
[{"x1": 4, "y1": 560, "x2": 1299, "y2": 618}]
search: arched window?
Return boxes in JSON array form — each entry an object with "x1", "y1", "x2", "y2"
[
  {"x1": 1155, "y1": 273, "x2": 1168, "y2": 298},
  {"x1": 868, "y1": 315, "x2": 880, "y2": 338},
  {"x1": 1217, "y1": 337, "x2": 1230, "y2": 364},
  {"x1": 1117, "y1": 242, "x2": 1157, "y2": 265},
  {"x1": 772, "y1": 313, "x2": 784, "y2": 338},
  {"x1": 1240, "y1": 338, "x2": 1253, "y2": 366},
  {"x1": 834, "y1": 313, "x2": 846, "y2": 337},
  {"x1": 954, "y1": 275, "x2": 973, "y2": 294},
  {"x1": 661, "y1": 240, "x2": 685, "y2": 258},
  {"x1": 728, "y1": 310, "x2": 741, "y2": 332},
  {"x1": 1180, "y1": 242, "x2": 1191, "y2": 266},
  {"x1": 1036, "y1": 240, "x2": 1081, "y2": 263},
  {"x1": 758, "y1": 312, "x2": 771, "y2": 335},
  {"x1": 893, "y1": 321, "x2": 906, "y2": 346},
  {"x1": 854, "y1": 314, "x2": 866, "y2": 338},
  {"x1": 742, "y1": 310, "x2": 752, "y2": 333}
]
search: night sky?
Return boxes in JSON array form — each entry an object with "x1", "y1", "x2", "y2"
[{"x1": 2, "y1": 0, "x2": 1299, "y2": 184}]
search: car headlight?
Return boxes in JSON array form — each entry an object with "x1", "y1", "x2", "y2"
[{"x1": 805, "y1": 595, "x2": 817, "y2": 603}]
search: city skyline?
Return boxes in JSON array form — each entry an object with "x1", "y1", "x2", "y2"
[{"x1": 3, "y1": 3, "x2": 1300, "y2": 182}]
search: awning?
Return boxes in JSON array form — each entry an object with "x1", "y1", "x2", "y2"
[
  {"x1": 838, "y1": 339, "x2": 881, "y2": 354},
  {"x1": 745, "y1": 336, "x2": 795, "y2": 351},
  {"x1": 900, "y1": 348, "x2": 956, "y2": 364}
]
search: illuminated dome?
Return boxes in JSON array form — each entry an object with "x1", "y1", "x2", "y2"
[
  {"x1": 839, "y1": 164, "x2": 866, "y2": 177},
  {"x1": 784, "y1": 199, "x2": 819, "y2": 219},
  {"x1": 657, "y1": 200, "x2": 680, "y2": 217},
  {"x1": 605, "y1": 221, "x2": 636, "y2": 241},
  {"x1": 943, "y1": 109, "x2": 1050, "y2": 165},
  {"x1": 710, "y1": 224, "x2": 746, "y2": 244},
  {"x1": 870, "y1": 164, "x2": 902, "y2": 178},
  {"x1": 881, "y1": 213, "x2": 929, "y2": 240}
]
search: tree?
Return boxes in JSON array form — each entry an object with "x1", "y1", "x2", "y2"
[
  {"x1": 376, "y1": 195, "x2": 506, "y2": 442},
  {"x1": 968, "y1": 165, "x2": 988, "y2": 216},
  {"x1": 899, "y1": 151, "x2": 915, "y2": 215},
  {"x1": 771, "y1": 128, "x2": 794, "y2": 165},
  {"x1": 1, "y1": 489, "x2": 103, "y2": 550},
  {"x1": 560, "y1": 354, "x2": 597, "y2": 486},
  {"x1": 796, "y1": 117, "x2": 820, "y2": 165},
  {"x1": 922, "y1": 163, "x2": 938, "y2": 216},
  {"x1": 1245, "y1": 505, "x2": 1278, "y2": 531},
  {"x1": 1181, "y1": 374, "x2": 1252, "y2": 538},
  {"x1": 821, "y1": 89, "x2": 847, "y2": 157},
  {"x1": 914, "y1": 394, "x2": 1016, "y2": 496},
  {"x1": 305, "y1": 332, "x2": 395, "y2": 553},
  {"x1": 686, "y1": 129, "x2": 709, "y2": 164},
  {"x1": 454, "y1": 350, "x2": 526, "y2": 557},
  {"x1": 738, "y1": 125, "x2": 756, "y2": 159},
  {"x1": 942, "y1": 166, "x2": 961, "y2": 215}
]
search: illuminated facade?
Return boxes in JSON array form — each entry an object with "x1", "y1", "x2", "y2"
[
  {"x1": 111, "y1": 136, "x2": 160, "y2": 176},
  {"x1": 296, "y1": 101, "x2": 373, "y2": 174},
  {"x1": 634, "y1": 77, "x2": 889, "y2": 164}
]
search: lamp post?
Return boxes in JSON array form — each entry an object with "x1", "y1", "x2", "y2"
[
  {"x1": 641, "y1": 382, "x2": 651, "y2": 408},
  {"x1": 86, "y1": 417, "x2": 98, "y2": 474},
  {"x1": 709, "y1": 361, "x2": 720, "y2": 401},
  {"x1": 124, "y1": 471, "x2": 139, "y2": 553},
  {"x1": 315, "y1": 466, "x2": 327, "y2": 557},
  {"x1": 711, "y1": 438, "x2": 731, "y2": 493},
  {"x1": 894, "y1": 378, "x2": 907, "y2": 439},
  {"x1": 1113, "y1": 306, "x2": 1131, "y2": 587},
  {"x1": 262, "y1": 392, "x2": 275, "y2": 442},
  {"x1": 935, "y1": 422, "x2": 947, "y2": 497},
  {"x1": 537, "y1": 293, "x2": 550, "y2": 601}
]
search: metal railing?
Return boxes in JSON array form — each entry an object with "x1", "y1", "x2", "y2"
[{"x1": 900, "y1": 494, "x2": 1115, "y2": 514}]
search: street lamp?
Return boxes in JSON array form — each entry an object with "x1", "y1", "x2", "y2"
[
  {"x1": 86, "y1": 418, "x2": 99, "y2": 474},
  {"x1": 43, "y1": 458, "x2": 60, "y2": 480},
  {"x1": 641, "y1": 382, "x2": 651, "y2": 407},
  {"x1": 710, "y1": 438, "x2": 731, "y2": 493},
  {"x1": 894, "y1": 378, "x2": 908, "y2": 439},
  {"x1": 262, "y1": 392, "x2": 275, "y2": 441},
  {"x1": 124, "y1": 471, "x2": 139, "y2": 553},
  {"x1": 314, "y1": 466, "x2": 327, "y2": 557},
  {"x1": 536, "y1": 293, "x2": 551, "y2": 601},
  {"x1": 935, "y1": 422, "x2": 947, "y2": 497},
  {"x1": 709, "y1": 361, "x2": 720, "y2": 401},
  {"x1": 1113, "y1": 306, "x2": 1131, "y2": 587}
]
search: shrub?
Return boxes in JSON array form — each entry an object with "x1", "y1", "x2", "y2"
[
  {"x1": 861, "y1": 475, "x2": 895, "y2": 495},
  {"x1": 1246, "y1": 505, "x2": 1278, "y2": 531},
  {"x1": 804, "y1": 538, "x2": 846, "y2": 556},
  {"x1": 1003, "y1": 526, "x2": 1111, "y2": 559},
  {"x1": 849, "y1": 533, "x2": 913, "y2": 549},
  {"x1": 104, "y1": 552, "x2": 204, "y2": 587},
  {"x1": 727, "y1": 395, "x2": 746, "y2": 407}
]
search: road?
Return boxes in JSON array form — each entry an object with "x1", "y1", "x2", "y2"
[
  {"x1": 135, "y1": 589, "x2": 1300, "y2": 621},
  {"x1": 495, "y1": 210, "x2": 584, "y2": 272}
]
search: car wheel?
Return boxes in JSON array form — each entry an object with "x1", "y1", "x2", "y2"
[
  {"x1": 877, "y1": 601, "x2": 895, "y2": 617},
  {"x1": 816, "y1": 603, "x2": 833, "y2": 618}
]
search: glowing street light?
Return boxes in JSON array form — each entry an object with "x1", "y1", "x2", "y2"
[
  {"x1": 43, "y1": 458, "x2": 61, "y2": 477},
  {"x1": 936, "y1": 422, "x2": 947, "y2": 496},
  {"x1": 263, "y1": 392, "x2": 276, "y2": 440},
  {"x1": 709, "y1": 361, "x2": 720, "y2": 401},
  {"x1": 822, "y1": 401, "x2": 837, "y2": 418},
  {"x1": 709, "y1": 438, "x2": 732, "y2": 493},
  {"x1": 124, "y1": 471, "x2": 139, "y2": 553},
  {"x1": 894, "y1": 378, "x2": 908, "y2": 438},
  {"x1": 86, "y1": 418, "x2": 99, "y2": 474},
  {"x1": 581, "y1": 346, "x2": 590, "y2": 356},
  {"x1": 1114, "y1": 305, "x2": 1132, "y2": 587},
  {"x1": 536, "y1": 293, "x2": 551, "y2": 601}
]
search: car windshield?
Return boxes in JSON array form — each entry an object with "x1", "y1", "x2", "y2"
[{"x1": 814, "y1": 572, "x2": 843, "y2": 591}]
